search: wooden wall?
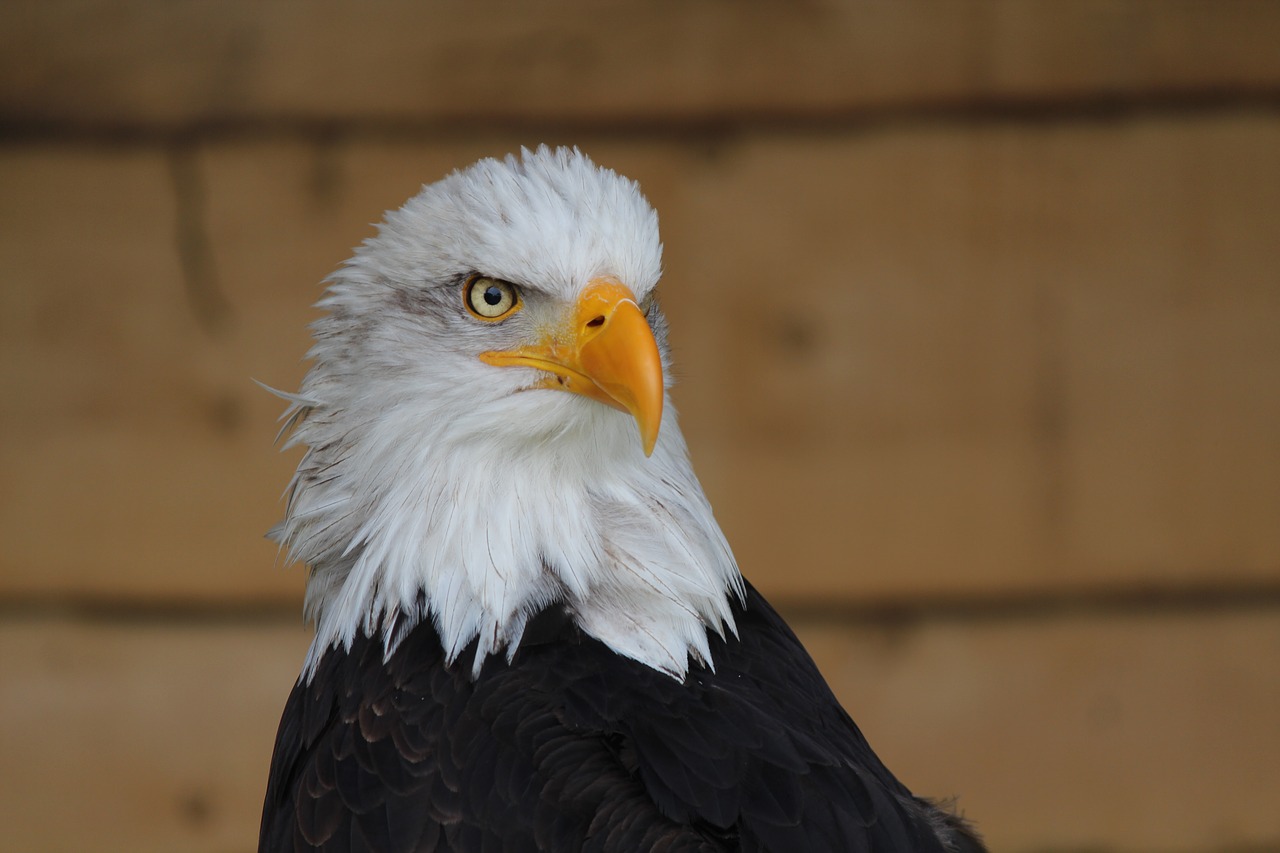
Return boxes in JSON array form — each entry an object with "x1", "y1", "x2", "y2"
[{"x1": 3, "y1": 2, "x2": 1279, "y2": 850}]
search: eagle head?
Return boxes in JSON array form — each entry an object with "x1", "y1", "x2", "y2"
[{"x1": 271, "y1": 147, "x2": 742, "y2": 680}]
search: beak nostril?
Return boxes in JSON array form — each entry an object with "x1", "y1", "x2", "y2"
[{"x1": 585, "y1": 315, "x2": 606, "y2": 328}]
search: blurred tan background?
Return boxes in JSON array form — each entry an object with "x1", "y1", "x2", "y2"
[{"x1": 3, "y1": 2, "x2": 1279, "y2": 851}]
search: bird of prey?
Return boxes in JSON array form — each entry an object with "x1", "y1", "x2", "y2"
[{"x1": 258, "y1": 146, "x2": 985, "y2": 852}]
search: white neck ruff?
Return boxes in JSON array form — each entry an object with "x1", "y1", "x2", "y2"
[{"x1": 273, "y1": 388, "x2": 743, "y2": 681}]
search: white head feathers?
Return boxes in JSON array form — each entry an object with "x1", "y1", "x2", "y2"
[{"x1": 271, "y1": 146, "x2": 743, "y2": 680}]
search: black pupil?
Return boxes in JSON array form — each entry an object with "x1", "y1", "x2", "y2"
[{"x1": 483, "y1": 286, "x2": 503, "y2": 306}]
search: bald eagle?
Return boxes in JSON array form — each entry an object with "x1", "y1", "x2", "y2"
[{"x1": 259, "y1": 147, "x2": 985, "y2": 852}]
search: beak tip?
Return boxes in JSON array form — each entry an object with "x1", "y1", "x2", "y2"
[
  {"x1": 636, "y1": 380, "x2": 663, "y2": 458},
  {"x1": 642, "y1": 432, "x2": 658, "y2": 458}
]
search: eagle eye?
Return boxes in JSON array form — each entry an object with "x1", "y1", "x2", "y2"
[{"x1": 464, "y1": 275, "x2": 521, "y2": 321}]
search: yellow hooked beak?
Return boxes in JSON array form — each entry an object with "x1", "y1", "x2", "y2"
[{"x1": 479, "y1": 279, "x2": 664, "y2": 456}]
